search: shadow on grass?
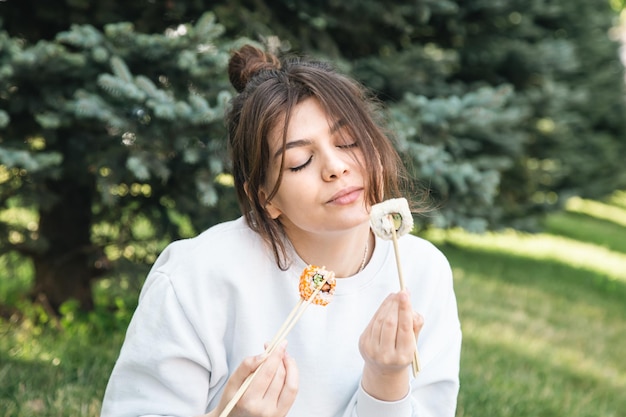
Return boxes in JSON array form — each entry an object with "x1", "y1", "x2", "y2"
[
  {"x1": 0, "y1": 353, "x2": 107, "y2": 416},
  {"x1": 543, "y1": 211, "x2": 626, "y2": 255},
  {"x1": 0, "y1": 322, "x2": 122, "y2": 417},
  {"x1": 0, "y1": 354, "x2": 56, "y2": 395},
  {"x1": 0, "y1": 354, "x2": 63, "y2": 416},
  {"x1": 442, "y1": 242, "x2": 626, "y2": 306}
]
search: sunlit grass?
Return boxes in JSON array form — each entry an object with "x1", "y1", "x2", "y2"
[
  {"x1": 425, "y1": 227, "x2": 626, "y2": 283},
  {"x1": 565, "y1": 195, "x2": 626, "y2": 228}
]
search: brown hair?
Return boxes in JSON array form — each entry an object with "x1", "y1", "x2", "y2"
[{"x1": 226, "y1": 44, "x2": 413, "y2": 269}]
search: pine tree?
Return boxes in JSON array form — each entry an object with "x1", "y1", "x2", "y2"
[{"x1": 0, "y1": 13, "x2": 243, "y2": 310}]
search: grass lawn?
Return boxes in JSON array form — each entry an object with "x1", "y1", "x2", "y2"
[{"x1": 1, "y1": 193, "x2": 625, "y2": 416}]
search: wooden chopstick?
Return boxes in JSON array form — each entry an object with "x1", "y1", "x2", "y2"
[
  {"x1": 265, "y1": 299, "x2": 304, "y2": 352},
  {"x1": 217, "y1": 275, "x2": 328, "y2": 417},
  {"x1": 389, "y1": 215, "x2": 421, "y2": 376}
]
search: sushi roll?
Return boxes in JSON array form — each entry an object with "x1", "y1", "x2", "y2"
[
  {"x1": 369, "y1": 198, "x2": 414, "y2": 240},
  {"x1": 299, "y1": 265, "x2": 336, "y2": 306}
]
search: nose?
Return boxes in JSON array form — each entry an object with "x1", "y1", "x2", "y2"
[{"x1": 321, "y1": 148, "x2": 350, "y2": 181}]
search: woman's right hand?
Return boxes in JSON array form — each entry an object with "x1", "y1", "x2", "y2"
[{"x1": 207, "y1": 341, "x2": 299, "y2": 417}]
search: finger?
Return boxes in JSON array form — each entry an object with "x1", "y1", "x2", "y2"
[
  {"x1": 276, "y1": 350, "x2": 299, "y2": 411},
  {"x1": 227, "y1": 351, "x2": 265, "y2": 392},
  {"x1": 263, "y1": 350, "x2": 287, "y2": 401},
  {"x1": 395, "y1": 292, "x2": 421, "y2": 352},
  {"x1": 360, "y1": 293, "x2": 399, "y2": 361},
  {"x1": 245, "y1": 341, "x2": 288, "y2": 399},
  {"x1": 378, "y1": 295, "x2": 401, "y2": 350},
  {"x1": 366, "y1": 294, "x2": 394, "y2": 346},
  {"x1": 397, "y1": 291, "x2": 415, "y2": 336},
  {"x1": 216, "y1": 350, "x2": 268, "y2": 415}
]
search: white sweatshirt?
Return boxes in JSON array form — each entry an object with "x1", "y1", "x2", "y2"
[{"x1": 101, "y1": 217, "x2": 461, "y2": 417}]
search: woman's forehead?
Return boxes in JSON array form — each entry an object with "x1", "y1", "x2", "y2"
[{"x1": 270, "y1": 97, "x2": 343, "y2": 139}]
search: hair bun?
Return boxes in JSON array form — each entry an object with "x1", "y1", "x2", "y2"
[{"x1": 228, "y1": 45, "x2": 281, "y2": 93}]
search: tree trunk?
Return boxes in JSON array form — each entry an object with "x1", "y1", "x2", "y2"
[{"x1": 31, "y1": 178, "x2": 97, "y2": 312}]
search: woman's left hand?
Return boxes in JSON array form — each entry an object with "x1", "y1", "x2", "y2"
[{"x1": 358, "y1": 290, "x2": 423, "y2": 401}]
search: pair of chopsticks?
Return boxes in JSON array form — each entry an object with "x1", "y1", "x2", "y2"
[
  {"x1": 218, "y1": 274, "x2": 329, "y2": 417},
  {"x1": 389, "y1": 215, "x2": 421, "y2": 377}
]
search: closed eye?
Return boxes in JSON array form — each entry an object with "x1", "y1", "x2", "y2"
[
  {"x1": 337, "y1": 142, "x2": 358, "y2": 149},
  {"x1": 289, "y1": 156, "x2": 313, "y2": 172}
]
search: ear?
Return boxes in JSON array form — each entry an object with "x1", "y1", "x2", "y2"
[
  {"x1": 264, "y1": 201, "x2": 283, "y2": 220},
  {"x1": 258, "y1": 187, "x2": 282, "y2": 220}
]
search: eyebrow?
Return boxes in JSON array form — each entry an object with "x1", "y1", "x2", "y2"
[{"x1": 273, "y1": 119, "x2": 347, "y2": 159}]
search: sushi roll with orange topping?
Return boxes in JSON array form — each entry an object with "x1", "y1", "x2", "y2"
[{"x1": 298, "y1": 265, "x2": 336, "y2": 306}]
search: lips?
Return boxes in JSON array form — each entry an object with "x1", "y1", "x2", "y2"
[{"x1": 327, "y1": 186, "x2": 363, "y2": 205}]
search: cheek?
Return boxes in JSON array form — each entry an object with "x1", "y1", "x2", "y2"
[
  {"x1": 271, "y1": 178, "x2": 312, "y2": 214},
  {"x1": 275, "y1": 178, "x2": 304, "y2": 202}
]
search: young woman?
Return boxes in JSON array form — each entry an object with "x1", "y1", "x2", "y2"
[{"x1": 101, "y1": 44, "x2": 461, "y2": 417}]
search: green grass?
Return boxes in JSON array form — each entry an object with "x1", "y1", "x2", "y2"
[
  {"x1": 1, "y1": 192, "x2": 625, "y2": 416},
  {"x1": 424, "y1": 193, "x2": 626, "y2": 417},
  {"x1": 437, "y1": 246, "x2": 625, "y2": 416},
  {"x1": 0, "y1": 318, "x2": 124, "y2": 417}
]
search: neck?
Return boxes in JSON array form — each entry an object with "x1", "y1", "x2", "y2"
[{"x1": 285, "y1": 224, "x2": 373, "y2": 278}]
